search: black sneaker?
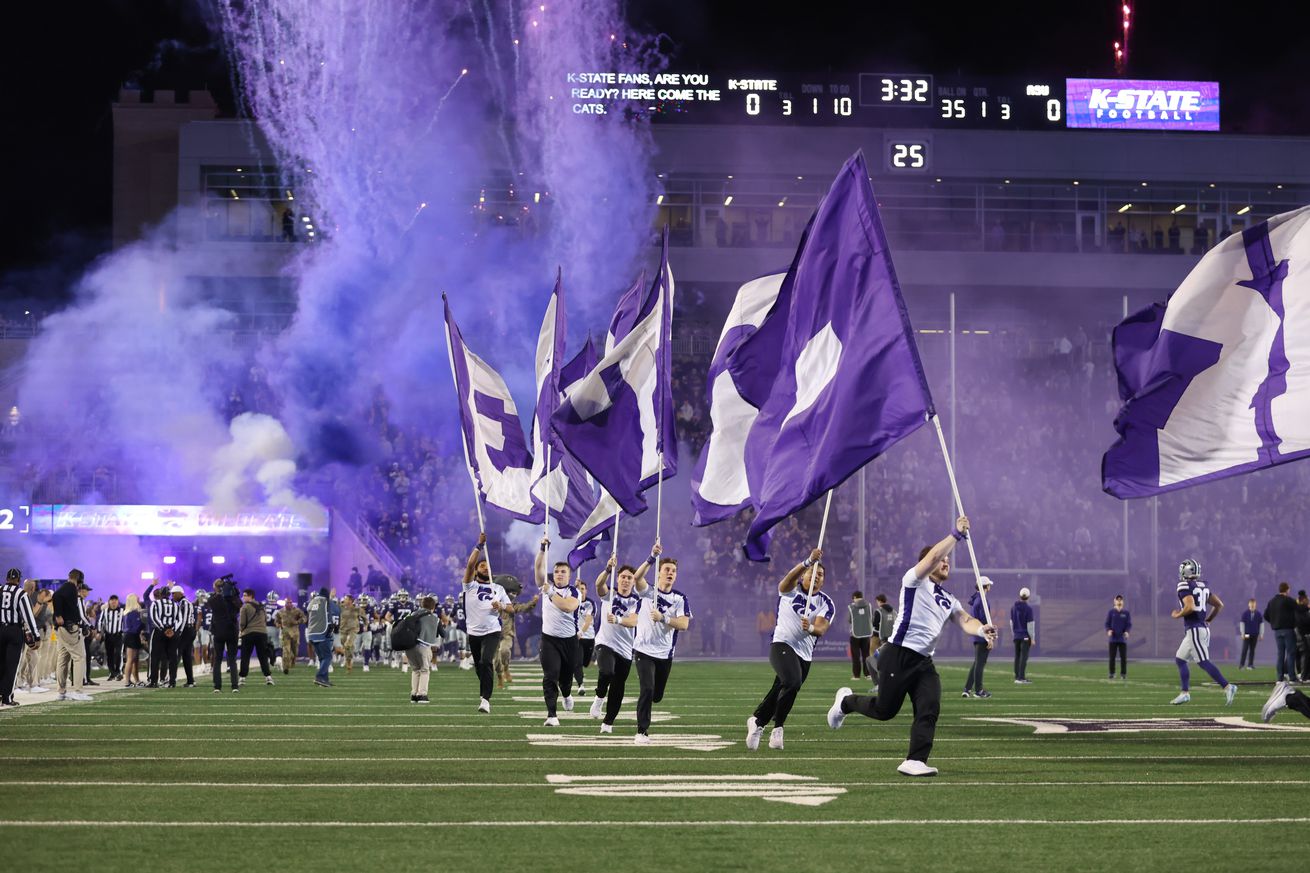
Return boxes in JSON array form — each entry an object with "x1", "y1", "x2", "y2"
[
  {"x1": 84, "y1": 680, "x2": 100, "y2": 686},
  {"x1": 416, "y1": 695, "x2": 430, "y2": 704},
  {"x1": 976, "y1": 690, "x2": 993, "y2": 699},
  {"x1": 410, "y1": 694, "x2": 418, "y2": 703},
  {"x1": 184, "y1": 683, "x2": 196, "y2": 688}
]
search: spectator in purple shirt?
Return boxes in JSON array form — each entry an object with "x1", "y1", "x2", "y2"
[
  {"x1": 1011, "y1": 588, "x2": 1035, "y2": 684},
  {"x1": 962, "y1": 578, "x2": 995, "y2": 699},
  {"x1": 1106, "y1": 595, "x2": 1132, "y2": 680},
  {"x1": 1238, "y1": 598, "x2": 1263, "y2": 671}
]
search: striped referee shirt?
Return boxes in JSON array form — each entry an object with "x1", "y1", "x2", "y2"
[
  {"x1": 0, "y1": 583, "x2": 39, "y2": 637},
  {"x1": 149, "y1": 599, "x2": 184, "y2": 633},
  {"x1": 100, "y1": 606, "x2": 125, "y2": 634},
  {"x1": 175, "y1": 599, "x2": 196, "y2": 632}
]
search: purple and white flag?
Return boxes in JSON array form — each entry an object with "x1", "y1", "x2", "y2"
[
  {"x1": 742, "y1": 152, "x2": 935, "y2": 560},
  {"x1": 690, "y1": 271, "x2": 789, "y2": 525},
  {"x1": 1104, "y1": 206, "x2": 1310, "y2": 498},
  {"x1": 442, "y1": 294, "x2": 537, "y2": 521},
  {"x1": 552, "y1": 231, "x2": 678, "y2": 515},
  {"x1": 529, "y1": 274, "x2": 598, "y2": 538}
]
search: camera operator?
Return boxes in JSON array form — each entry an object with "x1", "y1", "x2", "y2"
[{"x1": 209, "y1": 576, "x2": 242, "y2": 692}]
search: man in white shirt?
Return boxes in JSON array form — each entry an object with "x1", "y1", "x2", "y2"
[
  {"x1": 746, "y1": 547, "x2": 833, "y2": 751},
  {"x1": 632, "y1": 541, "x2": 691, "y2": 745},
  {"x1": 827, "y1": 516, "x2": 996, "y2": 776},
  {"x1": 535, "y1": 536, "x2": 581, "y2": 726},
  {"x1": 589, "y1": 554, "x2": 652, "y2": 731},
  {"x1": 463, "y1": 532, "x2": 512, "y2": 713}
]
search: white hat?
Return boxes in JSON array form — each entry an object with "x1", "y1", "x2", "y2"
[
  {"x1": 170, "y1": 584, "x2": 184, "y2": 594},
  {"x1": 978, "y1": 576, "x2": 994, "y2": 588},
  {"x1": 1019, "y1": 587, "x2": 1031, "y2": 598}
]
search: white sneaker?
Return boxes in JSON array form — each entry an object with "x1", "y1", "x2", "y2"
[
  {"x1": 745, "y1": 716, "x2": 763, "y2": 750},
  {"x1": 768, "y1": 727, "x2": 784, "y2": 750},
  {"x1": 576, "y1": 681, "x2": 586, "y2": 695},
  {"x1": 402, "y1": 663, "x2": 409, "y2": 673},
  {"x1": 897, "y1": 759, "x2": 938, "y2": 777},
  {"x1": 362, "y1": 665, "x2": 370, "y2": 672},
  {"x1": 827, "y1": 686, "x2": 852, "y2": 729},
  {"x1": 265, "y1": 677, "x2": 275, "y2": 686},
  {"x1": 67, "y1": 691, "x2": 93, "y2": 702},
  {"x1": 543, "y1": 716, "x2": 560, "y2": 727},
  {"x1": 599, "y1": 723, "x2": 613, "y2": 734},
  {"x1": 589, "y1": 696, "x2": 604, "y2": 719},
  {"x1": 1262, "y1": 681, "x2": 1292, "y2": 722},
  {"x1": 56, "y1": 692, "x2": 68, "y2": 701},
  {"x1": 634, "y1": 733, "x2": 651, "y2": 745},
  {"x1": 1225, "y1": 683, "x2": 1238, "y2": 706},
  {"x1": 28, "y1": 685, "x2": 48, "y2": 694},
  {"x1": 562, "y1": 695, "x2": 575, "y2": 712},
  {"x1": 1170, "y1": 692, "x2": 1191, "y2": 705},
  {"x1": 459, "y1": 658, "x2": 473, "y2": 671},
  {"x1": 478, "y1": 698, "x2": 491, "y2": 713}
]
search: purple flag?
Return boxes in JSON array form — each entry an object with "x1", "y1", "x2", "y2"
[
  {"x1": 1104, "y1": 206, "x2": 1310, "y2": 497},
  {"x1": 742, "y1": 152, "x2": 935, "y2": 560},
  {"x1": 442, "y1": 294, "x2": 538, "y2": 521},
  {"x1": 529, "y1": 274, "x2": 598, "y2": 538},
  {"x1": 552, "y1": 231, "x2": 677, "y2": 515}
]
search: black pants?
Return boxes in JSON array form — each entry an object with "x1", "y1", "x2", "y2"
[
  {"x1": 1239, "y1": 637, "x2": 1258, "y2": 668},
  {"x1": 149, "y1": 631, "x2": 179, "y2": 686},
  {"x1": 1102, "y1": 640, "x2": 1124, "y2": 676},
  {"x1": 595, "y1": 645, "x2": 633, "y2": 725},
  {"x1": 540, "y1": 634, "x2": 580, "y2": 717},
  {"x1": 634, "y1": 651, "x2": 673, "y2": 734},
  {"x1": 574, "y1": 639, "x2": 596, "y2": 686},
  {"x1": 212, "y1": 636, "x2": 239, "y2": 689},
  {"x1": 850, "y1": 636, "x2": 872, "y2": 678},
  {"x1": 1013, "y1": 638, "x2": 1031, "y2": 679},
  {"x1": 753, "y1": 641, "x2": 812, "y2": 728},
  {"x1": 840, "y1": 643, "x2": 942, "y2": 763},
  {"x1": 1289, "y1": 688, "x2": 1310, "y2": 719},
  {"x1": 469, "y1": 632, "x2": 501, "y2": 700},
  {"x1": 239, "y1": 633, "x2": 272, "y2": 678},
  {"x1": 178, "y1": 629, "x2": 196, "y2": 684},
  {"x1": 0, "y1": 624, "x2": 23, "y2": 701},
  {"x1": 104, "y1": 632, "x2": 123, "y2": 677},
  {"x1": 964, "y1": 643, "x2": 989, "y2": 692}
]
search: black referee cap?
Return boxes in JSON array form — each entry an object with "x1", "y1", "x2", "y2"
[{"x1": 5, "y1": 568, "x2": 20, "y2": 581}]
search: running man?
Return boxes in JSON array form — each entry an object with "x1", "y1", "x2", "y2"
[
  {"x1": 574, "y1": 579, "x2": 596, "y2": 696},
  {"x1": 747, "y1": 547, "x2": 833, "y2": 751},
  {"x1": 588, "y1": 554, "x2": 651, "y2": 733},
  {"x1": 826, "y1": 516, "x2": 997, "y2": 777},
  {"x1": 463, "y1": 532, "x2": 512, "y2": 713},
  {"x1": 535, "y1": 536, "x2": 581, "y2": 727},
  {"x1": 1170, "y1": 559, "x2": 1237, "y2": 706},
  {"x1": 632, "y1": 541, "x2": 691, "y2": 745}
]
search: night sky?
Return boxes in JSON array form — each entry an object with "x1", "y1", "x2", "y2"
[{"x1": 2, "y1": 0, "x2": 1307, "y2": 292}]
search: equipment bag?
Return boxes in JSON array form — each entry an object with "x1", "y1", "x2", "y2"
[{"x1": 389, "y1": 612, "x2": 423, "y2": 651}]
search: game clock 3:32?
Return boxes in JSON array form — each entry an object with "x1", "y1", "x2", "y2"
[{"x1": 885, "y1": 136, "x2": 931, "y2": 173}]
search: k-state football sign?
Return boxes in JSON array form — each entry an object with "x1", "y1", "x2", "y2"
[{"x1": 1066, "y1": 78, "x2": 1219, "y2": 131}]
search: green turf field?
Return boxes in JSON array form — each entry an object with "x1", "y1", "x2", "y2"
[{"x1": 2, "y1": 657, "x2": 1306, "y2": 872}]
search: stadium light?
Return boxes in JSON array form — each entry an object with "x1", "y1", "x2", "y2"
[
  {"x1": 1118, "y1": 203, "x2": 1133, "y2": 213},
  {"x1": 1236, "y1": 206, "x2": 1251, "y2": 215},
  {"x1": 162, "y1": 556, "x2": 177, "y2": 565},
  {"x1": 212, "y1": 556, "x2": 226, "y2": 565},
  {"x1": 276, "y1": 571, "x2": 292, "y2": 579},
  {"x1": 723, "y1": 195, "x2": 733, "y2": 206},
  {"x1": 259, "y1": 555, "x2": 275, "y2": 564},
  {"x1": 1172, "y1": 204, "x2": 1187, "y2": 213},
  {"x1": 141, "y1": 572, "x2": 155, "y2": 580}
]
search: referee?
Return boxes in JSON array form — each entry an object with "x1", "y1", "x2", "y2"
[
  {"x1": 171, "y1": 586, "x2": 198, "y2": 687},
  {"x1": 99, "y1": 595, "x2": 125, "y2": 682},
  {"x1": 1, "y1": 568, "x2": 40, "y2": 707},
  {"x1": 148, "y1": 586, "x2": 182, "y2": 688}
]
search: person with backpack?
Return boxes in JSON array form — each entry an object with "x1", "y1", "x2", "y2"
[
  {"x1": 392, "y1": 596, "x2": 440, "y2": 703},
  {"x1": 305, "y1": 588, "x2": 340, "y2": 688}
]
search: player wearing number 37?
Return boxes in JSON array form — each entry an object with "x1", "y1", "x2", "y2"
[
  {"x1": 826, "y1": 517, "x2": 997, "y2": 777},
  {"x1": 1169, "y1": 558, "x2": 1237, "y2": 706}
]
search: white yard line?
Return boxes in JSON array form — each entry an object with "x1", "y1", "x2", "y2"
[{"x1": 1, "y1": 818, "x2": 1307, "y2": 828}]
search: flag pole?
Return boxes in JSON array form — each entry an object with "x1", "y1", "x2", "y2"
[
  {"x1": 929, "y1": 413, "x2": 992, "y2": 626},
  {"x1": 609, "y1": 506, "x2": 620, "y2": 604},
  {"x1": 655, "y1": 453, "x2": 664, "y2": 545},
  {"x1": 443, "y1": 298, "x2": 493, "y2": 580},
  {"x1": 544, "y1": 444, "x2": 553, "y2": 554},
  {"x1": 805, "y1": 490, "x2": 834, "y2": 615}
]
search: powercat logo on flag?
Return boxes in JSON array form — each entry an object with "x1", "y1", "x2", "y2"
[{"x1": 1066, "y1": 78, "x2": 1219, "y2": 131}]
